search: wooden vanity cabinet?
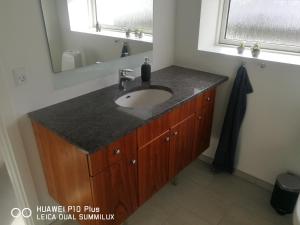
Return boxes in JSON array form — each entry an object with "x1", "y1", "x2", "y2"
[{"x1": 32, "y1": 88, "x2": 217, "y2": 225}]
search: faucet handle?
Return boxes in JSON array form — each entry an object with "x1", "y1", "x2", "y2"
[{"x1": 119, "y1": 68, "x2": 134, "y2": 75}]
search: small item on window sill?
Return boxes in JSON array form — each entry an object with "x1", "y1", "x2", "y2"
[
  {"x1": 251, "y1": 43, "x2": 261, "y2": 57},
  {"x1": 138, "y1": 31, "x2": 144, "y2": 39},
  {"x1": 237, "y1": 41, "x2": 245, "y2": 54},
  {"x1": 134, "y1": 29, "x2": 140, "y2": 38},
  {"x1": 125, "y1": 29, "x2": 131, "y2": 38},
  {"x1": 95, "y1": 22, "x2": 101, "y2": 32}
]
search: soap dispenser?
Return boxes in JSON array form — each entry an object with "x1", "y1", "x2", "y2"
[
  {"x1": 141, "y1": 57, "x2": 151, "y2": 82},
  {"x1": 121, "y1": 42, "x2": 129, "y2": 57}
]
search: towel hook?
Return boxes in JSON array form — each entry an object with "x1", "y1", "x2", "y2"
[
  {"x1": 260, "y1": 62, "x2": 266, "y2": 69},
  {"x1": 241, "y1": 60, "x2": 266, "y2": 69}
]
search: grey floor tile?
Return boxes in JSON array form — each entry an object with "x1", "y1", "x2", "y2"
[
  {"x1": 172, "y1": 182, "x2": 229, "y2": 225},
  {"x1": 127, "y1": 200, "x2": 169, "y2": 225},
  {"x1": 219, "y1": 203, "x2": 291, "y2": 225},
  {"x1": 176, "y1": 160, "x2": 214, "y2": 188},
  {"x1": 163, "y1": 207, "x2": 211, "y2": 225}
]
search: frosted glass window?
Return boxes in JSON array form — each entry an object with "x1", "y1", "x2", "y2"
[
  {"x1": 225, "y1": 0, "x2": 300, "y2": 47},
  {"x1": 67, "y1": 0, "x2": 90, "y2": 31},
  {"x1": 95, "y1": 0, "x2": 153, "y2": 33}
]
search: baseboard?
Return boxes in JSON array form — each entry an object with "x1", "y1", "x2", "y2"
[
  {"x1": 199, "y1": 154, "x2": 214, "y2": 164},
  {"x1": 199, "y1": 155, "x2": 274, "y2": 191}
]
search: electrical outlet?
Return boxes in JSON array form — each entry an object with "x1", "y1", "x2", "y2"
[{"x1": 12, "y1": 67, "x2": 27, "y2": 86}]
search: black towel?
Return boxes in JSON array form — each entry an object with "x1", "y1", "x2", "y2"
[{"x1": 212, "y1": 65, "x2": 253, "y2": 173}]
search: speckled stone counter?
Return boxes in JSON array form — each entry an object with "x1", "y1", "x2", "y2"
[{"x1": 29, "y1": 66, "x2": 228, "y2": 154}]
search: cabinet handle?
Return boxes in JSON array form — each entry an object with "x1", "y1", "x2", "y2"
[
  {"x1": 114, "y1": 149, "x2": 121, "y2": 155},
  {"x1": 198, "y1": 116, "x2": 202, "y2": 120},
  {"x1": 173, "y1": 131, "x2": 178, "y2": 136},
  {"x1": 206, "y1": 97, "x2": 211, "y2": 102},
  {"x1": 131, "y1": 159, "x2": 137, "y2": 165},
  {"x1": 165, "y1": 137, "x2": 170, "y2": 142}
]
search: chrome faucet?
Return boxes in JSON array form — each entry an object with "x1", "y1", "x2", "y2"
[{"x1": 119, "y1": 69, "x2": 135, "y2": 90}]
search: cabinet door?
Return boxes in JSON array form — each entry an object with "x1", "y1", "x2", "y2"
[
  {"x1": 169, "y1": 115, "x2": 195, "y2": 179},
  {"x1": 201, "y1": 101, "x2": 214, "y2": 151},
  {"x1": 90, "y1": 132, "x2": 137, "y2": 225},
  {"x1": 193, "y1": 100, "x2": 214, "y2": 159},
  {"x1": 91, "y1": 158, "x2": 137, "y2": 225},
  {"x1": 138, "y1": 131, "x2": 170, "y2": 205},
  {"x1": 192, "y1": 112, "x2": 205, "y2": 160}
]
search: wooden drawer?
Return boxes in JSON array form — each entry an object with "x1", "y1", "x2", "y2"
[
  {"x1": 107, "y1": 138, "x2": 125, "y2": 165},
  {"x1": 137, "y1": 113, "x2": 170, "y2": 148},
  {"x1": 195, "y1": 88, "x2": 216, "y2": 113},
  {"x1": 88, "y1": 131, "x2": 137, "y2": 176},
  {"x1": 203, "y1": 88, "x2": 216, "y2": 107},
  {"x1": 169, "y1": 98, "x2": 196, "y2": 127}
]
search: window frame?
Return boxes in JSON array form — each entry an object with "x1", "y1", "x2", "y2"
[
  {"x1": 219, "y1": 0, "x2": 300, "y2": 54},
  {"x1": 90, "y1": 0, "x2": 153, "y2": 35}
]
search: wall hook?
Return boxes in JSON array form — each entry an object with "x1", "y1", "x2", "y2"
[
  {"x1": 260, "y1": 62, "x2": 266, "y2": 69},
  {"x1": 241, "y1": 60, "x2": 266, "y2": 69}
]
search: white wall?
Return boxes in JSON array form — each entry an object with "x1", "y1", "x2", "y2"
[
  {"x1": 0, "y1": 0, "x2": 176, "y2": 218},
  {"x1": 175, "y1": 0, "x2": 300, "y2": 184},
  {"x1": 0, "y1": 148, "x2": 3, "y2": 167},
  {"x1": 153, "y1": 0, "x2": 176, "y2": 69}
]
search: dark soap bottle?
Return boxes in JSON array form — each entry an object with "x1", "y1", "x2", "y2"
[
  {"x1": 141, "y1": 57, "x2": 151, "y2": 82},
  {"x1": 121, "y1": 42, "x2": 129, "y2": 57}
]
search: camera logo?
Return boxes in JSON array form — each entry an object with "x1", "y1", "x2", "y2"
[{"x1": 11, "y1": 208, "x2": 32, "y2": 218}]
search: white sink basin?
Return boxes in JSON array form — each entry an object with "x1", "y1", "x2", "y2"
[{"x1": 115, "y1": 88, "x2": 173, "y2": 108}]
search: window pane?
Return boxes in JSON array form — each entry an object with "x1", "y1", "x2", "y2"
[
  {"x1": 96, "y1": 0, "x2": 153, "y2": 33},
  {"x1": 67, "y1": 0, "x2": 90, "y2": 31},
  {"x1": 225, "y1": 0, "x2": 300, "y2": 46}
]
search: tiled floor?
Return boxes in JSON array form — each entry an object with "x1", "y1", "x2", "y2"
[{"x1": 57, "y1": 160, "x2": 293, "y2": 225}]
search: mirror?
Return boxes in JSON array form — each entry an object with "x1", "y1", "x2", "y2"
[{"x1": 41, "y1": 0, "x2": 153, "y2": 73}]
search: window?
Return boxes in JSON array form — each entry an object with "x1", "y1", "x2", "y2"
[
  {"x1": 220, "y1": 0, "x2": 300, "y2": 52},
  {"x1": 67, "y1": 0, "x2": 153, "y2": 35},
  {"x1": 95, "y1": 0, "x2": 153, "y2": 34},
  {"x1": 67, "y1": 0, "x2": 93, "y2": 31}
]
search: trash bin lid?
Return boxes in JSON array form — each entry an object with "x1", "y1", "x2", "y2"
[{"x1": 277, "y1": 173, "x2": 300, "y2": 192}]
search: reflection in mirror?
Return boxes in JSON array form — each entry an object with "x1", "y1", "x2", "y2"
[{"x1": 41, "y1": 0, "x2": 153, "y2": 73}]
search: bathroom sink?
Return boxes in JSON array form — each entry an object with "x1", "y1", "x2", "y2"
[{"x1": 115, "y1": 87, "x2": 173, "y2": 108}]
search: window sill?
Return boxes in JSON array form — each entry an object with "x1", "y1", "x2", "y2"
[
  {"x1": 199, "y1": 44, "x2": 300, "y2": 66},
  {"x1": 71, "y1": 28, "x2": 153, "y2": 44}
]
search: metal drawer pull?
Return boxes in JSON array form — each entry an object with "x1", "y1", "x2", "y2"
[
  {"x1": 165, "y1": 137, "x2": 170, "y2": 142},
  {"x1": 173, "y1": 131, "x2": 178, "y2": 136},
  {"x1": 198, "y1": 116, "x2": 202, "y2": 120},
  {"x1": 131, "y1": 160, "x2": 137, "y2": 165},
  {"x1": 114, "y1": 149, "x2": 121, "y2": 155},
  {"x1": 206, "y1": 97, "x2": 211, "y2": 101}
]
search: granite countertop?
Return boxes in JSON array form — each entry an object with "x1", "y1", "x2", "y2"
[{"x1": 29, "y1": 66, "x2": 228, "y2": 154}]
